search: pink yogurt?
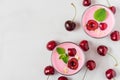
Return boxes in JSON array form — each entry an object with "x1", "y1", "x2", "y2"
[
  {"x1": 51, "y1": 42, "x2": 85, "y2": 75},
  {"x1": 82, "y1": 4, "x2": 115, "y2": 38}
]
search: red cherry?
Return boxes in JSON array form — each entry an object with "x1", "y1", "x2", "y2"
[
  {"x1": 110, "y1": 31, "x2": 120, "y2": 41},
  {"x1": 44, "y1": 66, "x2": 55, "y2": 75},
  {"x1": 68, "y1": 48, "x2": 76, "y2": 56},
  {"x1": 79, "y1": 40, "x2": 89, "y2": 51},
  {"x1": 105, "y1": 69, "x2": 116, "y2": 79},
  {"x1": 83, "y1": 0, "x2": 91, "y2": 6},
  {"x1": 99, "y1": 23, "x2": 108, "y2": 30},
  {"x1": 82, "y1": 60, "x2": 96, "y2": 80},
  {"x1": 109, "y1": 6, "x2": 116, "y2": 14},
  {"x1": 86, "y1": 20, "x2": 98, "y2": 31},
  {"x1": 65, "y1": 20, "x2": 76, "y2": 31},
  {"x1": 97, "y1": 45, "x2": 108, "y2": 56},
  {"x1": 58, "y1": 76, "x2": 68, "y2": 80},
  {"x1": 86, "y1": 60, "x2": 96, "y2": 70},
  {"x1": 68, "y1": 58, "x2": 78, "y2": 70},
  {"x1": 47, "y1": 40, "x2": 57, "y2": 51}
]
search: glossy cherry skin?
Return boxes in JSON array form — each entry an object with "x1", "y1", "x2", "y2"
[
  {"x1": 44, "y1": 66, "x2": 55, "y2": 75},
  {"x1": 47, "y1": 40, "x2": 57, "y2": 51},
  {"x1": 97, "y1": 45, "x2": 108, "y2": 56},
  {"x1": 65, "y1": 20, "x2": 76, "y2": 31},
  {"x1": 58, "y1": 76, "x2": 68, "y2": 80},
  {"x1": 86, "y1": 20, "x2": 98, "y2": 31},
  {"x1": 105, "y1": 69, "x2": 116, "y2": 79},
  {"x1": 68, "y1": 48, "x2": 76, "y2": 56},
  {"x1": 109, "y1": 6, "x2": 116, "y2": 14},
  {"x1": 79, "y1": 40, "x2": 89, "y2": 51},
  {"x1": 86, "y1": 60, "x2": 96, "y2": 70},
  {"x1": 99, "y1": 23, "x2": 108, "y2": 30},
  {"x1": 83, "y1": 0, "x2": 91, "y2": 6},
  {"x1": 68, "y1": 58, "x2": 78, "y2": 70},
  {"x1": 110, "y1": 31, "x2": 120, "y2": 41}
]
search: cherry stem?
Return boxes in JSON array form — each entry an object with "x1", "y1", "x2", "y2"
[
  {"x1": 82, "y1": 68, "x2": 88, "y2": 80},
  {"x1": 108, "y1": 53, "x2": 118, "y2": 66},
  {"x1": 71, "y1": 3, "x2": 77, "y2": 21},
  {"x1": 47, "y1": 75, "x2": 50, "y2": 80},
  {"x1": 106, "y1": 0, "x2": 111, "y2": 7}
]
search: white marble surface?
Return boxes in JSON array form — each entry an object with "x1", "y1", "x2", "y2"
[{"x1": 0, "y1": 0, "x2": 120, "y2": 80}]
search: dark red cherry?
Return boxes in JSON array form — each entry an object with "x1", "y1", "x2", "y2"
[
  {"x1": 86, "y1": 20, "x2": 98, "y2": 31},
  {"x1": 68, "y1": 48, "x2": 76, "y2": 56},
  {"x1": 44, "y1": 66, "x2": 55, "y2": 75},
  {"x1": 99, "y1": 23, "x2": 108, "y2": 30},
  {"x1": 47, "y1": 40, "x2": 57, "y2": 51},
  {"x1": 83, "y1": 0, "x2": 91, "y2": 6},
  {"x1": 109, "y1": 6, "x2": 116, "y2": 14},
  {"x1": 58, "y1": 76, "x2": 68, "y2": 80},
  {"x1": 86, "y1": 60, "x2": 96, "y2": 70},
  {"x1": 105, "y1": 69, "x2": 116, "y2": 79},
  {"x1": 68, "y1": 58, "x2": 78, "y2": 70},
  {"x1": 97, "y1": 45, "x2": 108, "y2": 56},
  {"x1": 65, "y1": 20, "x2": 76, "y2": 31},
  {"x1": 110, "y1": 31, "x2": 120, "y2": 41},
  {"x1": 79, "y1": 40, "x2": 89, "y2": 51}
]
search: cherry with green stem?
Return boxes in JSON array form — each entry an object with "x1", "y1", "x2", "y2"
[
  {"x1": 65, "y1": 3, "x2": 77, "y2": 31},
  {"x1": 106, "y1": 0, "x2": 116, "y2": 14},
  {"x1": 97, "y1": 45, "x2": 119, "y2": 66},
  {"x1": 82, "y1": 60, "x2": 96, "y2": 80}
]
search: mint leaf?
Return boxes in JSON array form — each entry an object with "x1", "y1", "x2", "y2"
[
  {"x1": 56, "y1": 47, "x2": 65, "y2": 55},
  {"x1": 59, "y1": 54, "x2": 69, "y2": 64},
  {"x1": 94, "y1": 8, "x2": 107, "y2": 22},
  {"x1": 62, "y1": 54, "x2": 69, "y2": 64}
]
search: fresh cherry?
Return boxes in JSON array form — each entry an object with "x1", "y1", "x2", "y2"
[
  {"x1": 99, "y1": 23, "x2": 108, "y2": 30},
  {"x1": 83, "y1": 0, "x2": 91, "y2": 6},
  {"x1": 44, "y1": 66, "x2": 55, "y2": 75},
  {"x1": 68, "y1": 48, "x2": 76, "y2": 56},
  {"x1": 65, "y1": 21, "x2": 76, "y2": 31},
  {"x1": 82, "y1": 60, "x2": 96, "y2": 80},
  {"x1": 97, "y1": 45, "x2": 108, "y2": 56},
  {"x1": 47, "y1": 40, "x2": 57, "y2": 51},
  {"x1": 110, "y1": 31, "x2": 120, "y2": 41},
  {"x1": 79, "y1": 40, "x2": 89, "y2": 51},
  {"x1": 68, "y1": 58, "x2": 78, "y2": 70},
  {"x1": 109, "y1": 6, "x2": 116, "y2": 14},
  {"x1": 58, "y1": 76, "x2": 68, "y2": 80},
  {"x1": 97, "y1": 45, "x2": 118, "y2": 66},
  {"x1": 86, "y1": 20, "x2": 98, "y2": 31},
  {"x1": 86, "y1": 60, "x2": 96, "y2": 70},
  {"x1": 105, "y1": 69, "x2": 116, "y2": 79},
  {"x1": 65, "y1": 3, "x2": 77, "y2": 31}
]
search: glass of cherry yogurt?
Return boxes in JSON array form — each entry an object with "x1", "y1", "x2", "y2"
[
  {"x1": 82, "y1": 4, "x2": 115, "y2": 38},
  {"x1": 51, "y1": 42, "x2": 85, "y2": 75}
]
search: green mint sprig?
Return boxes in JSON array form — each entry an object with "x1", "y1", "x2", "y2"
[
  {"x1": 56, "y1": 47, "x2": 69, "y2": 64},
  {"x1": 94, "y1": 8, "x2": 107, "y2": 22}
]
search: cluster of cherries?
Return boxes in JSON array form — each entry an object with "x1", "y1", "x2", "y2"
[
  {"x1": 65, "y1": 0, "x2": 116, "y2": 32},
  {"x1": 86, "y1": 20, "x2": 107, "y2": 31},
  {"x1": 44, "y1": 38, "x2": 119, "y2": 80},
  {"x1": 44, "y1": 0, "x2": 120, "y2": 80}
]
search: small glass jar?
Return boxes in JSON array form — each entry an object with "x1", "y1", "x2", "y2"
[{"x1": 51, "y1": 42, "x2": 85, "y2": 76}]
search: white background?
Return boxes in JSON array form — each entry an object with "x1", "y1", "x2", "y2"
[{"x1": 0, "y1": 0, "x2": 120, "y2": 80}]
